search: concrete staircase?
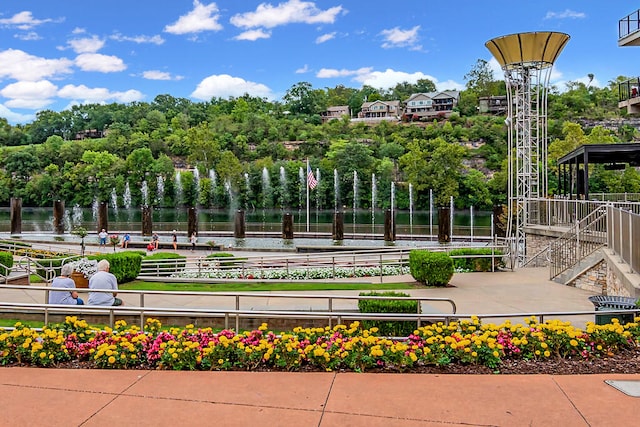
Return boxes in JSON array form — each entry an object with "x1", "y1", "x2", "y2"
[{"x1": 552, "y1": 249, "x2": 604, "y2": 285}]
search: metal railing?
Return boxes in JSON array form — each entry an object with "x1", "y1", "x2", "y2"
[
  {"x1": 619, "y1": 9, "x2": 640, "y2": 39},
  {"x1": 526, "y1": 198, "x2": 640, "y2": 228},
  {"x1": 607, "y1": 206, "x2": 640, "y2": 275},
  {"x1": 138, "y1": 244, "x2": 508, "y2": 281},
  {"x1": 0, "y1": 283, "x2": 457, "y2": 330},
  {"x1": 0, "y1": 299, "x2": 629, "y2": 332},
  {"x1": 549, "y1": 205, "x2": 607, "y2": 280}
]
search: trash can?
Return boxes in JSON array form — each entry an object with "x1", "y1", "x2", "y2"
[{"x1": 588, "y1": 296, "x2": 638, "y2": 325}]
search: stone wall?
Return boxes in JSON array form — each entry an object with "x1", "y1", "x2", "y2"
[{"x1": 569, "y1": 260, "x2": 606, "y2": 294}]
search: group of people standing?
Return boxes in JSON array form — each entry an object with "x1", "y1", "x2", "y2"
[{"x1": 48, "y1": 259, "x2": 122, "y2": 307}]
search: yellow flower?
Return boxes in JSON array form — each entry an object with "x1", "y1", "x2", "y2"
[
  {"x1": 570, "y1": 339, "x2": 578, "y2": 347},
  {"x1": 108, "y1": 356, "x2": 116, "y2": 364}
]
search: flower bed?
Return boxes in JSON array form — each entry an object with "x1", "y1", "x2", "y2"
[
  {"x1": 1, "y1": 316, "x2": 639, "y2": 372},
  {"x1": 173, "y1": 265, "x2": 410, "y2": 280}
]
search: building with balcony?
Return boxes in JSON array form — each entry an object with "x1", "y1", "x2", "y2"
[
  {"x1": 403, "y1": 91, "x2": 460, "y2": 120},
  {"x1": 618, "y1": 9, "x2": 640, "y2": 114},
  {"x1": 478, "y1": 95, "x2": 508, "y2": 115},
  {"x1": 320, "y1": 105, "x2": 350, "y2": 123},
  {"x1": 357, "y1": 100, "x2": 401, "y2": 120}
]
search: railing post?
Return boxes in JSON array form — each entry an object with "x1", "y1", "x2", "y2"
[
  {"x1": 235, "y1": 295, "x2": 240, "y2": 332},
  {"x1": 380, "y1": 254, "x2": 383, "y2": 283},
  {"x1": 629, "y1": 210, "x2": 633, "y2": 274},
  {"x1": 575, "y1": 219, "x2": 580, "y2": 261},
  {"x1": 619, "y1": 209, "x2": 624, "y2": 263}
]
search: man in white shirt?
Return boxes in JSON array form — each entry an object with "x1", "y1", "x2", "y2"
[{"x1": 88, "y1": 259, "x2": 123, "y2": 306}]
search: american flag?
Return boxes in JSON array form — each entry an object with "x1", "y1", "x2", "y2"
[{"x1": 307, "y1": 163, "x2": 318, "y2": 189}]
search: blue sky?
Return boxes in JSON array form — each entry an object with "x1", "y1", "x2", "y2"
[{"x1": 0, "y1": 1, "x2": 637, "y2": 124}]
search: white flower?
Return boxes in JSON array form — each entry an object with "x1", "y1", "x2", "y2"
[{"x1": 70, "y1": 258, "x2": 98, "y2": 278}]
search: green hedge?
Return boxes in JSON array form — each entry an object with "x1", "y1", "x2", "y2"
[
  {"x1": 409, "y1": 250, "x2": 453, "y2": 287},
  {"x1": 89, "y1": 252, "x2": 142, "y2": 283},
  {"x1": 142, "y1": 252, "x2": 186, "y2": 276},
  {"x1": 358, "y1": 291, "x2": 418, "y2": 337},
  {"x1": 0, "y1": 251, "x2": 13, "y2": 276},
  {"x1": 448, "y1": 248, "x2": 504, "y2": 272}
]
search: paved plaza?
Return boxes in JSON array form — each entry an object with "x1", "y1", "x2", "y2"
[{"x1": 1, "y1": 247, "x2": 639, "y2": 425}]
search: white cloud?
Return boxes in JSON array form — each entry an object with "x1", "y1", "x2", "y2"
[
  {"x1": 191, "y1": 74, "x2": 273, "y2": 100},
  {"x1": 545, "y1": 9, "x2": 586, "y2": 20},
  {"x1": 0, "y1": 49, "x2": 73, "y2": 81},
  {"x1": 315, "y1": 32, "x2": 335, "y2": 44},
  {"x1": 142, "y1": 70, "x2": 184, "y2": 81},
  {"x1": 72, "y1": 27, "x2": 86, "y2": 34},
  {"x1": 230, "y1": 0, "x2": 344, "y2": 29},
  {"x1": 110, "y1": 33, "x2": 165, "y2": 45},
  {"x1": 57, "y1": 84, "x2": 144, "y2": 103},
  {"x1": 316, "y1": 66, "x2": 463, "y2": 91},
  {"x1": 295, "y1": 64, "x2": 310, "y2": 74},
  {"x1": 0, "y1": 104, "x2": 34, "y2": 124},
  {"x1": 68, "y1": 35, "x2": 105, "y2": 54},
  {"x1": 75, "y1": 53, "x2": 126, "y2": 72},
  {"x1": 380, "y1": 26, "x2": 420, "y2": 49},
  {"x1": 0, "y1": 11, "x2": 55, "y2": 30},
  {"x1": 234, "y1": 29, "x2": 271, "y2": 41},
  {"x1": 14, "y1": 31, "x2": 41, "y2": 41},
  {"x1": 317, "y1": 67, "x2": 372, "y2": 78},
  {"x1": 164, "y1": 0, "x2": 222, "y2": 35},
  {"x1": 1, "y1": 80, "x2": 58, "y2": 99}
]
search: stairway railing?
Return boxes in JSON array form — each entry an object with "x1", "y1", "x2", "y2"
[{"x1": 549, "y1": 206, "x2": 608, "y2": 280}]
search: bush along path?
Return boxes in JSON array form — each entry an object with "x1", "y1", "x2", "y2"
[{"x1": 1, "y1": 316, "x2": 640, "y2": 373}]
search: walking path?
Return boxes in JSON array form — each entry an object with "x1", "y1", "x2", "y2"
[
  {"x1": 1, "y1": 368, "x2": 638, "y2": 426},
  {"x1": 2, "y1": 246, "x2": 639, "y2": 426}
]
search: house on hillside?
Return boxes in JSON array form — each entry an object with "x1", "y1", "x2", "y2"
[
  {"x1": 320, "y1": 105, "x2": 350, "y2": 123},
  {"x1": 358, "y1": 100, "x2": 401, "y2": 119},
  {"x1": 478, "y1": 95, "x2": 508, "y2": 115},
  {"x1": 74, "y1": 129, "x2": 105, "y2": 140},
  {"x1": 404, "y1": 91, "x2": 460, "y2": 120}
]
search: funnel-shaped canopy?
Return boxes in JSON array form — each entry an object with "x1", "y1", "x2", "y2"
[{"x1": 485, "y1": 32, "x2": 570, "y2": 70}]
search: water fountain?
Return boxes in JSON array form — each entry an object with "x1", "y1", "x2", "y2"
[
  {"x1": 298, "y1": 167, "x2": 304, "y2": 214},
  {"x1": 333, "y1": 169, "x2": 339, "y2": 213},
  {"x1": 156, "y1": 175, "x2": 165, "y2": 206},
  {"x1": 72, "y1": 204, "x2": 83, "y2": 226},
  {"x1": 429, "y1": 189, "x2": 434, "y2": 239},
  {"x1": 243, "y1": 173, "x2": 250, "y2": 210},
  {"x1": 209, "y1": 169, "x2": 216, "y2": 206},
  {"x1": 110, "y1": 188, "x2": 118, "y2": 213},
  {"x1": 92, "y1": 197, "x2": 99, "y2": 221},
  {"x1": 409, "y1": 183, "x2": 413, "y2": 239},
  {"x1": 224, "y1": 179, "x2": 234, "y2": 209},
  {"x1": 141, "y1": 180, "x2": 149, "y2": 206},
  {"x1": 193, "y1": 168, "x2": 200, "y2": 206},
  {"x1": 123, "y1": 184, "x2": 132, "y2": 210},
  {"x1": 279, "y1": 166, "x2": 287, "y2": 210},
  {"x1": 352, "y1": 170, "x2": 358, "y2": 237},
  {"x1": 261, "y1": 167, "x2": 271, "y2": 227},
  {"x1": 371, "y1": 173, "x2": 377, "y2": 237},
  {"x1": 174, "y1": 171, "x2": 183, "y2": 206}
]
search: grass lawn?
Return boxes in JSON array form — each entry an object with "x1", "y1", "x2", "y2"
[{"x1": 121, "y1": 280, "x2": 416, "y2": 292}]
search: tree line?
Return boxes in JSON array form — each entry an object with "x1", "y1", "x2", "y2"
[{"x1": 0, "y1": 60, "x2": 637, "y2": 211}]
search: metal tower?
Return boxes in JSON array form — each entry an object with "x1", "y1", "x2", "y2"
[{"x1": 486, "y1": 32, "x2": 570, "y2": 266}]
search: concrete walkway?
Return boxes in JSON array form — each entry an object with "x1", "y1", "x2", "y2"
[
  {"x1": 1, "y1": 368, "x2": 639, "y2": 426},
  {"x1": 3, "y1": 249, "x2": 638, "y2": 426}
]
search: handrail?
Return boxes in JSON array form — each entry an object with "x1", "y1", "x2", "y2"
[
  {"x1": 549, "y1": 206, "x2": 607, "y2": 280},
  {"x1": 0, "y1": 283, "x2": 457, "y2": 330},
  {"x1": 0, "y1": 301, "x2": 630, "y2": 332}
]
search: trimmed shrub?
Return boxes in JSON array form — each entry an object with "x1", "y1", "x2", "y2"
[
  {"x1": 449, "y1": 248, "x2": 504, "y2": 272},
  {"x1": 90, "y1": 252, "x2": 142, "y2": 283},
  {"x1": 409, "y1": 250, "x2": 453, "y2": 286},
  {"x1": 142, "y1": 252, "x2": 187, "y2": 276},
  {"x1": 358, "y1": 291, "x2": 418, "y2": 337},
  {"x1": 0, "y1": 251, "x2": 13, "y2": 276}
]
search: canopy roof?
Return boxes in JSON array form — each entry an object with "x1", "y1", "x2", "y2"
[
  {"x1": 557, "y1": 143, "x2": 640, "y2": 167},
  {"x1": 485, "y1": 32, "x2": 570, "y2": 70}
]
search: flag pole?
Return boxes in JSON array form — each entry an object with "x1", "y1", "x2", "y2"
[{"x1": 306, "y1": 158, "x2": 310, "y2": 232}]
